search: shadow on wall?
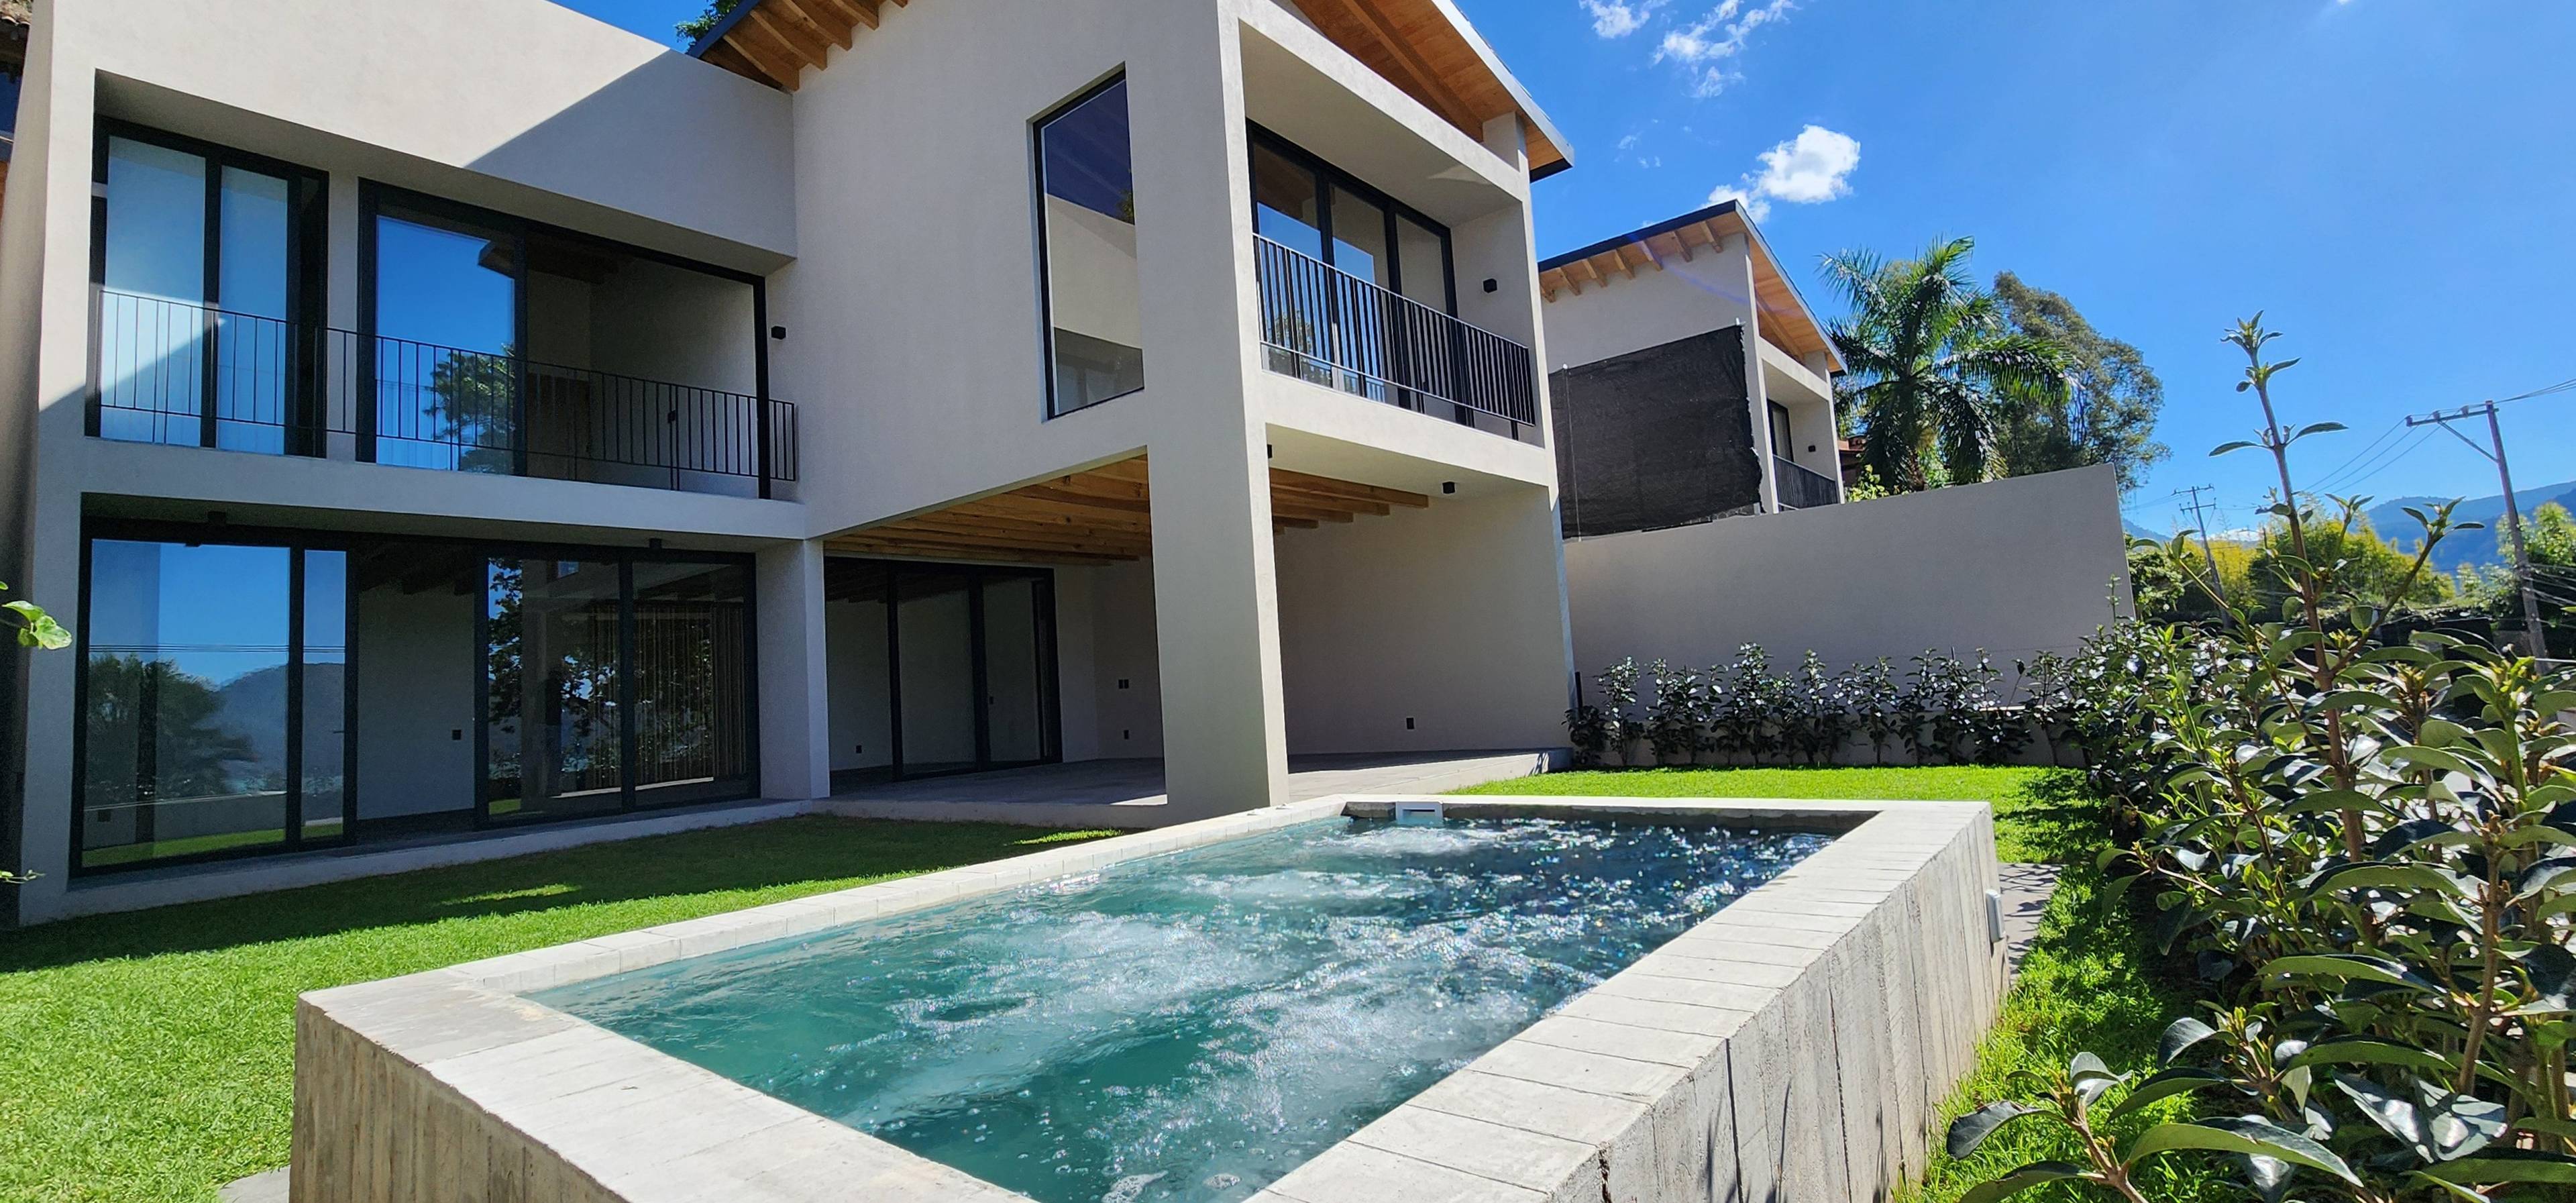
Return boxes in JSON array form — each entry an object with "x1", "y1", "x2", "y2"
[
  {"x1": 0, "y1": 817, "x2": 1108, "y2": 970},
  {"x1": 460, "y1": 53, "x2": 793, "y2": 262}
]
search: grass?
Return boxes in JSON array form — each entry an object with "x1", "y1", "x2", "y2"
[
  {"x1": 1458, "y1": 765, "x2": 2221, "y2": 1202},
  {"x1": 0, "y1": 817, "x2": 1114, "y2": 1203},
  {"x1": 1454, "y1": 764, "x2": 2104, "y2": 864}
]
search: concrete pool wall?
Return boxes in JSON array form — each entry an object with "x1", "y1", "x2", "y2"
[{"x1": 290, "y1": 796, "x2": 2003, "y2": 1202}]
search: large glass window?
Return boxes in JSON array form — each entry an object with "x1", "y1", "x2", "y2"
[
  {"x1": 75, "y1": 526, "x2": 759, "y2": 873},
  {"x1": 92, "y1": 128, "x2": 320, "y2": 452},
  {"x1": 78, "y1": 541, "x2": 353, "y2": 869},
  {"x1": 631, "y1": 562, "x2": 754, "y2": 808},
  {"x1": 483, "y1": 558, "x2": 625, "y2": 823},
  {"x1": 1246, "y1": 129, "x2": 1458, "y2": 409},
  {"x1": 827, "y1": 559, "x2": 1059, "y2": 788},
  {"x1": 372, "y1": 203, "x2": 523, "y2": 474},
  {"x1": 1035, "y1": 76, "x2": 1144, "y2": 417}
]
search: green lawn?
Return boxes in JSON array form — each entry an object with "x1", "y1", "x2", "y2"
[
  {"x1": 0, "y1": 817, "x2": 1113, "y2": 1203},
  {"x1": 1460, "y1": 766, "x2": 2216, "y2": 1202}
]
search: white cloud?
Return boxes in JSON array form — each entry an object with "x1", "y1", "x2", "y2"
[
  {"x1": 1655, "y1": 0, "x2": 1795, "y2": 96},
  {"x1": 1750, "y1": 125, "x2": 1860, "y2": 202},
  {"x1": 1580, "y1": 0, "x2": 1664, "y2": 38},
  {"x1": 1705, "y1": 182, "x2": 1770, "y2": 221},
  {"x1": 1705, "y1": 124, "x2": 1858, "y2": 222}
]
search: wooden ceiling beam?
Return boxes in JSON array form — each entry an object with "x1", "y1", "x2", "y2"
[
  {"x1": 1014, "y1": 484, "x2": 1151, "y2": 516},
  {"x1": 1306, "y1": 0, "x2": 1483, "y2": 139},
  {"x1": 743, "y1": 6, "x2": 830, "y2": 70},
  {"x1": 700, "y1": 40, "x2": 774, "y2": 87},
  {"x1": 771, "y1": 0, "x2": 851, "y2": 50},
  {"x1": 807, "y1": 0, "x2": 878, "y2": 30},
  {"x1": 1271, "y1": 468, "x2": 1432, "y2": 509},
  {"x1": 719, "y1": 25, "x2": 805, "y2": 89}
]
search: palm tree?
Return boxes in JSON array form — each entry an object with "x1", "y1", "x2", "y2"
[{"x1": 1821, "y1": 238, "x2": 2065, "y2": 491}]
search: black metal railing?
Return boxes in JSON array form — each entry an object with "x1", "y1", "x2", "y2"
[
  {"x1": 1774, "y1": 456, "x2": 1841, "y2": 509},
  {"x1": 89, "y1": 289, "x2": 797, "y2": 495},
  {"x1": 1252, "y1": 236, "x2": 1538, "y2": 435}
]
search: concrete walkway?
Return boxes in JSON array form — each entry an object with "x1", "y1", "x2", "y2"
[
  {"x1": 821, "y1": 750, "x2": 1560, "y2": 828},
  {"x1": 1998, "y1": 861, "x2": 2063, "y2": 977}
]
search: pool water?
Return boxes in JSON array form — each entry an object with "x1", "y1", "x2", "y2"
[{"x1": 536, "y1": 817, "x2": 1827, "y2": 1203}]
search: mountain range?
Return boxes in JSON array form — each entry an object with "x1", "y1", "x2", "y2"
[{"x1": 2125, "y1": 480, "x2": 2576, "y2": 575}]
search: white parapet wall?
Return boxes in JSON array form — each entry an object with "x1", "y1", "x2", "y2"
[{"x1": 1564, "y1": 464, "x2": 2135, "y2": 688}]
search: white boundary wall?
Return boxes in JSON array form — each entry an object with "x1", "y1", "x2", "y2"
[{"x1": 1565, "y1": 465, "x2": 2133, "y2": 686}]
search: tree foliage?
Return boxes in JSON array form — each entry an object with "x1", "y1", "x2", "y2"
[
  {"x1": 1823, "y1": 238, "x2": 2069, "y2": 492},
  {"x1": 676, "y1": 0, "x2": 742, "y2": 44},
  {"x1": 1991, "y1": 272, "x2": 2171, "y2": 494}
]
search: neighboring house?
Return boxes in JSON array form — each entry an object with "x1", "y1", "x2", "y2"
[
  {"x1": 1538, "y1": 201, "x2": 1845, "y2": 536},
  {"x1": 0, "y1": 0, "x2": 1576, "y2": 922}
]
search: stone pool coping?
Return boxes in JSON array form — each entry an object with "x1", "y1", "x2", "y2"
[{"x1": 292, "y1": 795, "x2": 2002, "y2": 1202}]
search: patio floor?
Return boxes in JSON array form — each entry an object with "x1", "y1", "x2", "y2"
[{"x1": 820, "y1": 750, "x2": 1560, "y2": 828}]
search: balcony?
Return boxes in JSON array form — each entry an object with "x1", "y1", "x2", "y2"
[
  {"x1": 1252, "y1": 236, "x2": 1538, "y2": 440},
  {"x1": 89, "y1": 290, "x2": 797, "y2": 498},
  {"x1": 1774, "y1": 456, "x2": 1839, "y2": 510}
]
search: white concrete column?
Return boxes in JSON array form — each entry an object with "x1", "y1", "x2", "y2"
[
  {"x1": 754, "y1": 538, "x2": 833, "y2": 802},
  {"x1": 1739, "y1": 238, "x2": 1782, "y2": 513},
  {"x1": 1129, "y1": 1, "x2": 1287, "y2": 817}
]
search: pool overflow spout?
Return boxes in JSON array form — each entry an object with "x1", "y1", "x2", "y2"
[{"x1": 1393, "y1": 802, "x2": 1445, "y2": 827}]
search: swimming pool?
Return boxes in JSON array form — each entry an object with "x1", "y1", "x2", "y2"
[
  {"x1": 291, "y1": 796, "x2": 2005, "y2": 1203},
  {"x1": 533, "y1": 817, "x2": 1827, "y2": 1203}
]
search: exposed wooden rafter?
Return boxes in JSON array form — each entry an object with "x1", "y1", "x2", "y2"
[
  {"x1": 1536, "y1": 207, "x2": 1842, "y2": 370},
  {"x1": 822, "y1": 456, "x2": 1433, "y2": 565}
]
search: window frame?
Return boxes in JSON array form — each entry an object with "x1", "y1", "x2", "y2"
[
  {"x1": 87, "y1": 119, "x2": 329, "y2": 450},
  {"x1": 356, "y1": 181, "x2": 778, "y2": 494},
  {"x1": 68, "y1": 517, "x2": 763, "y2": 877},
  {"x1": 1030, "y1": 70, "x2": 1144, "y2": 421},
  {"x1": 1246, "y1": 123, "x2": 1458, "y2": 317}
]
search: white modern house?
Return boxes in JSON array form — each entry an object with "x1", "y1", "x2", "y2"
[
  {"x1": 1540, "y1": 201, "x2": 1846, "y2": 533},
  {"x1": 0, "y1": 0, "x2": 1582, "y2": 923}
]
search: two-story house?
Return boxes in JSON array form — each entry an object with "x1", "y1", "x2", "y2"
[
  {"x1": 0, "y1": 0, "x2": 1578, "y2": 923},
  {"x1": 1540, "y1": 200, "x2": 1845, "y2": 537}
]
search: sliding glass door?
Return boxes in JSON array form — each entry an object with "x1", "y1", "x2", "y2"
[
  {"x1": 827, "y1": 559, "x2": 1059, "y2": 787},
  {"x1": 482, "y1": 558, "x2": 624, "y2": 823},
  {"x1": 92, "y1": 125, "x2": 324, "y2": 452}
]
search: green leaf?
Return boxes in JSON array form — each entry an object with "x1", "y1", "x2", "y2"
[
  {"x1": 2105, "y1": 1065, "x2": 2241, "y2": 1120},
  {"x1": 2123, "y1": 1116, "x2": 2360, "y2": 1184},
  {"x1": 2157, "y1": 1016, "x2": 2217, "y2": 1066},
  {"x1": 2259, "y1": 953, "x2": 2436, "y2": 991},
  {"x1": 2288, "y1": 1039, "x2": 2455, "y2": 1077},
  {"x1": 1957, "y1": 1161, "x2": 2089, "y2": 1203},
  {"x1": 2293, "y1": 421, "x2": 2349, "y2": 439},
  {"x1": 2413, "y1": 1149, "x2": 2576, "y2": 1186},
  {"x1": 1947, "y1": 1101, "x2": 2043, "y2": 1159},
  {"x1": 2305, "y1": 861, "x2": 2470, "y2": 898},
  {"x1": 2210, "y1": 440, "x2": 2260, "y2": 456}
]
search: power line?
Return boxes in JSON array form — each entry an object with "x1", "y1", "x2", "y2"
[
  {"x1": 2308, "y1": 420, "x2": 2406, "y2": 494},
  {"x1": 2406, "y1": 391, "x2": 2563, "y2": 657},
  {"x1": 2329, "y1": 426, "x2": 2436, "y2": 496}
]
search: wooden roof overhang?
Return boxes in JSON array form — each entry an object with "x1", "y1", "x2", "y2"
[
  {"x1": 1536, "y1": 201, "x2": 1841, "y2": 370},
  {"x1": 688, "y1": 0, "x2": 1568, "y2": 180},
  {"x1": 824, "y1": 456, "x2": 1433, "y2": 565}
]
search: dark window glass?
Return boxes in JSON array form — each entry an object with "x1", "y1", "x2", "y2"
[
  {"x1": 1, "y1": 61, "x2": 20, "y2": 159},
  {"x1": 631, "y1": 560, "x2": 753, "y2": 808},
  {"x1": 484, "y1": 558, "x2": 624, "y2": 823},
  {"x1": 1251, "y1": 143, "x2": 1323, "y2": 259},
  {"x1": 300, "y1": 548, "x2": 350, "y2": 843},
  {"x1": 1395, "y1": 215, "x2": 1448, "y2": 310},
  {"x1": 80, "y1": 541, "x2": 292, "y2": 868},
  {"x1": 1036, "y1": 78, "x2": 1143, "y2": 416},
  {"x1": 1769, "y1": 401, "x2": 1794, "y2": 461},
  {"x1": 95, "y1": 133, "x2": 311, "y2": 452},
  {"x1": 896, "y1": 568, "x2": 978, "y2": 776}
]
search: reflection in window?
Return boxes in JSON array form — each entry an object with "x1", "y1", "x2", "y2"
[
  {"x1": 1036, "y1": 76, "x2": 1143, "y2": 417},
  {"x1": 373, "y1": 206, "x2": 522, "y2": 474},
  {"x1": 94, "y1": 133, "x2": 315, "y2": 452},
  {"x1": 80, "y1": 541, "x2": 292, "y2": 868},
  {"x1": 484, "y1": 559, "x2": 624, "y2": 823},
  {"x1": 631, "y1": 561, "x2": 753, "y2": 807}
]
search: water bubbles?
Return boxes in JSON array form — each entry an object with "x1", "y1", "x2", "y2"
[{"x1": 546, "y1": 817, "x2": 1826, "y2": 1203}]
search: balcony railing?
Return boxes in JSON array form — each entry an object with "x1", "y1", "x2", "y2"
[
  {"x1": 1774, "y1": 456, "x2": 1840, "y2": 510},
  {"x1": 89, "y1": 289, "x2": 797, "y2": 496},
  {"x1": 1252, "y1": 236, "x2": 1538, "y2": 437}
]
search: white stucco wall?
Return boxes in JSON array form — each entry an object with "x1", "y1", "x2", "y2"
[
  {"x1": 1540, "y1": 238, "x2": 1757, "y2": 371},
  {"x1": 1564, "y1": 466, "x2": 2134, "y2": 690},
  {"x1": 1275, "y1": 486, "x2": 1571, "y2": 753}
]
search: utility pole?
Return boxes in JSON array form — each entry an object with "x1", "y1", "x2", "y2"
[
  {"x1": 2174, "y1": 484, "x2": 2225, "y2": 581},
  {"x1": 2407, "y1": 400, "x2": 2548, "y2": 658}
]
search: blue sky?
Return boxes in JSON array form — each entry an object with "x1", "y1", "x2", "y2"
[{"x1": 560, "y1": 0, "x2": 2576, "y2": 536}]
